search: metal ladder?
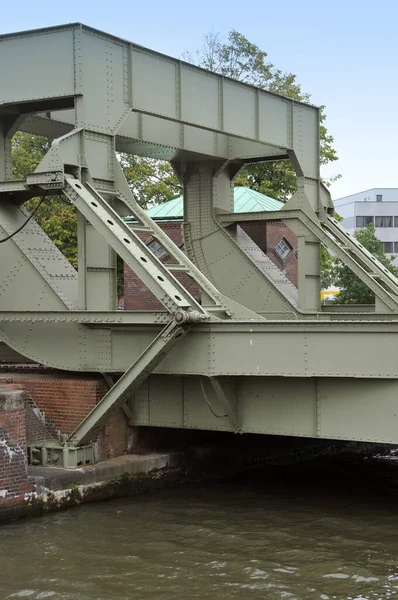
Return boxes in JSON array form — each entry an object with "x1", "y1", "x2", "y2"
[
  {"x1": 110, "y1": 186, "x2": 240, "y2": 319},
  {"x1": 64, "y1": 175, "x2": 231, "y2": 319},
  {"x1": 302, "y1": 212, "x2": 398, "y2": 311}
]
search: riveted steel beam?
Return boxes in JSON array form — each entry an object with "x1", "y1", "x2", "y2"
[
  {"x1": 0, "y1": 23, "x2": 325, "y2": 206},
  {"x1": 134, "y1": 374, "x2": 398, "y2": 445},
  {"x1": 2, "y1": 319, "x2": 398, "y2": 376},
  {"x1": 0, "y1": 311, "x2": 170, "y2": 324}
]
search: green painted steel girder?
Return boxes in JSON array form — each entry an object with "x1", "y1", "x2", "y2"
[
  {"x1": 0, "y1": 24, "x2": 321, "y2": 178},
  {"x1": 1, "y1": 24, "x2": 398, "y2": 449}
]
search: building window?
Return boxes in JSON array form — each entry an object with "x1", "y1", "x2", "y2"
[
  {"x1": 274, "y1": 237, "x2": 293, "y2": 261},
  {"x1": 375, "y1": 216, "x2": 393, "y2": 228},
  {"x1": 147, "y1": 239, "x2": 167, "y2": 259},
  {"x1": 394, "y1": 217, "x2": 398, "y2": 228},
  {"x1": 394, "y1": 242, "x2": 398, "y2": 253},
  {"x1": 376, "y1": 194, "x2": 383, "y2": 202},
  {"x1": 356, "y1": 216, "x2": 374, "y2": 227},
  {"x1": 383, "y1": 242, "x2": 393, "y2": 253}
]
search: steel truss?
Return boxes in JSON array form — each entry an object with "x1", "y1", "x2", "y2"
[{"x1": 0, "y1": 24, "x2": 398, "y2": 463}]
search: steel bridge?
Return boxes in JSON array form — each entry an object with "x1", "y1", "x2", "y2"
[{"x1": 0, "y1": 24, "x2": 397, "y2": 466}]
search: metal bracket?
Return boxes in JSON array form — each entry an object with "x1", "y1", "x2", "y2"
[
  {"x1": 28, "y1": 442, "x2": 94, "y2": 469},
  {"x1": 208, "y1": 376, "x2": 240, "y2": 432}
]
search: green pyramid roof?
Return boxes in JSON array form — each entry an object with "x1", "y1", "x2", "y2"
[{"x1": 127, "y1": 187, "x2": 283, "y2": 221}]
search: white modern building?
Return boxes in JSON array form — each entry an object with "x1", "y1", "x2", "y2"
[{"x1": 334, "y1": 188, "x2": 398, "y2": 266}]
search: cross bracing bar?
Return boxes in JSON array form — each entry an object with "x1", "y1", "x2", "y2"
[
  {"x1": 67, "y1": 318, "x2": 188, "y2": 446},
  {"x1": 303, "y1": 214, "x2": 398, "y2": 312},
  {"x1": 0, "y1": 311, "x2": 170, "y2": 324},
  {"x1": 2, "y1": 308, "x2": 398, "y2": 327},
  {"x1": 325, "y1": 216, "x2": 398, "y2": 292}
]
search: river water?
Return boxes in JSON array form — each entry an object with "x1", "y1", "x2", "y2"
[{"x1": 1, "y1": 455, "x2": 398, "y2": 600}]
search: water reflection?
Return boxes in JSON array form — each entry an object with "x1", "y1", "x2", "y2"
[{"x1": 1, "y1": 456, "x2": 398, "y2": 599}]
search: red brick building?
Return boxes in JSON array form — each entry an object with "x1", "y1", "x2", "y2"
[{"x1": 124, "y1": 187, "x2": 298, "y2": 311}]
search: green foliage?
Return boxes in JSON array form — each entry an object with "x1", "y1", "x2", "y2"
[
  {"x1": 31, "y1": 196, "x2": 78, "y2": 268},
  {"x1": 320, "y1": 245, "x2": 335, "y2": 290},
  {"x1": 184, "y1": 30, "x2": 339, "y2": 198},
  {"x1": 184, "y1": 30, "x2": 308, "y2": 96},
  {"x1": 234, "y1": 161, "x2": 296, "y2": 202},
  {"x1": 12, "y1": 133, "x2": 50, "y2": 180},
  {"x1": 12, "y1": 132, "x2": 78, "y2": 267},
  {"x1": 333, "y1": 224, "x2": 397, "y2": 304},
  {"x1": 118, "y1": 155, "x2": 181, "y2": 208}
]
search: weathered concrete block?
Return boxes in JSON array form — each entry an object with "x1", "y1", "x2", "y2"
[{"x1": 0, "y1": 386, "x2": 25, "y2": 412}]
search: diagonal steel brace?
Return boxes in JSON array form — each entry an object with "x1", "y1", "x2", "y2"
[{"x1": 67, "y1": 316, "x2": 189, "y2": 446}]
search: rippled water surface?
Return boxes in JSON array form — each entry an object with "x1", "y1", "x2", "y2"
[{"x1": 1, "y1": 457, "x2": 398, "y2": 599}]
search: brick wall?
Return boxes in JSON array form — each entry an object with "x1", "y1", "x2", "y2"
[
  {"x1": 0, "y1": 384, "x2": 32, "y2": 517},
  {"x1": 240, "y1": 222, "x2": 267, "y2": 253},
  {"x1": 96, "y1": 409, "x2": 134, "y2": 462},
  {"x1": 123, "y1": 218, "x2": 298, "y2": 309},
  {"x1": 0, "y1": 375, "x2": 131, "y2": 462},
  {"x1": 0, "y1": 375, "x2": 107, "y2": 436}
]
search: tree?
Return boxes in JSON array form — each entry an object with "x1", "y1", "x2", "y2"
[
  {"x1": 320, "y1": 245, "x2": 335, "y2": 290},
  {"x1": 12, "y1": 132, "x2": 128, "y2": 298},
  {"x1": 183, "y1": 30, "x2": 339, "y2": 199},
  {"x1": 235, "y1": 161, "x2": 296, "y2": 201},
  {"x1": 333, "y1": 223, "x2": 396, "y2": 304},
  {"x1": 12, "y1": 133, "x2": 78, "y2": 267},
  {"x1": 120, "y1": 29, "x2": 340, "y2": 205},
  {"x1": 118, "y1": 155, "x2": 181, "y2": 208}
]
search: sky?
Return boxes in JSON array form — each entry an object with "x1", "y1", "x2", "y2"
[{"x1": 1, "y1": 0, "x2": 397, "y2": 201}]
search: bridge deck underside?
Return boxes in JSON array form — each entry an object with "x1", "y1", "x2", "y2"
[{"x1": 133, "y1": 374, "x2": 398, "y2": 445}]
